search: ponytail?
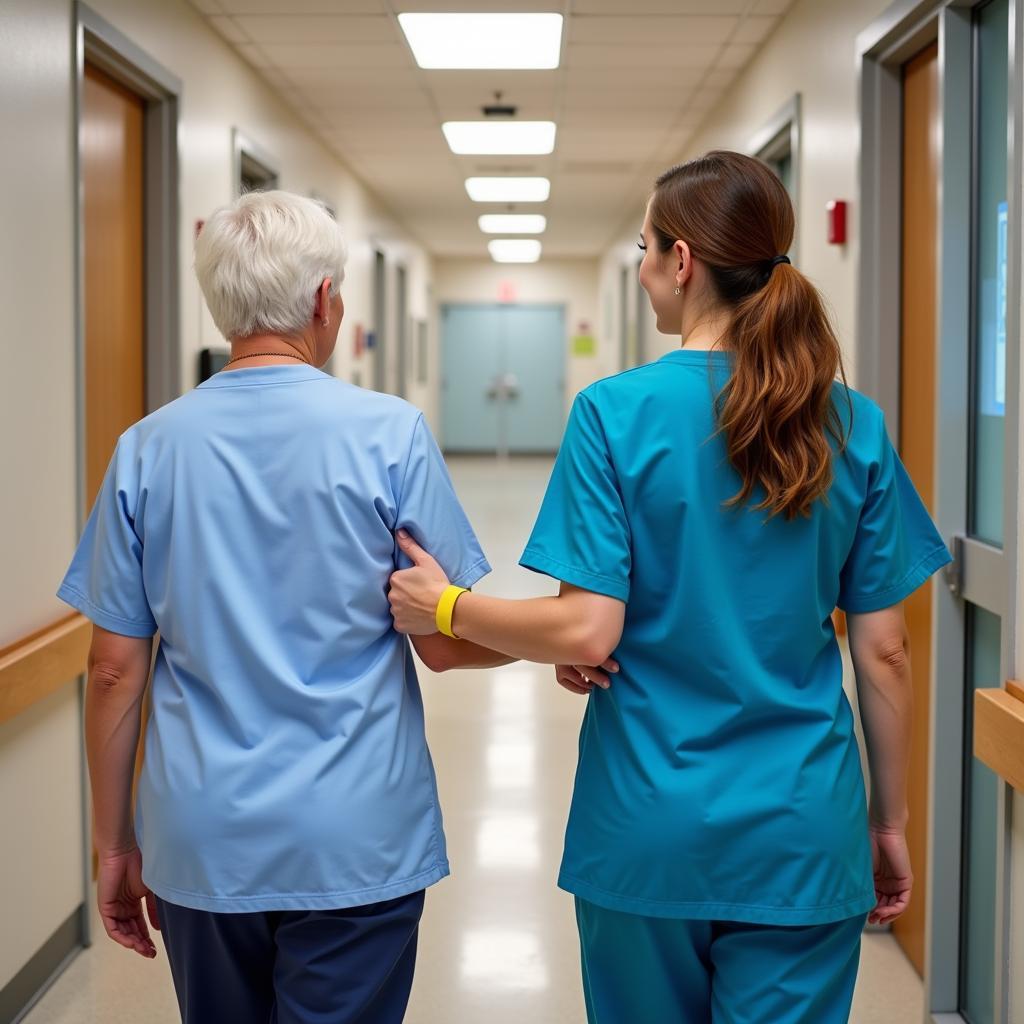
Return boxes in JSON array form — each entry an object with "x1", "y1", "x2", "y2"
[
  {"x1": 651, "y1": 152, "x2": 850, "y2": 520},
  {"x1": 717, "y1": 261, "x2": 849, "y2": 519}
]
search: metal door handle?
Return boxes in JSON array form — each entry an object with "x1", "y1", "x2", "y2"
[{"x1": 486, "y1": 373, "x2": 520, "y2": 400}]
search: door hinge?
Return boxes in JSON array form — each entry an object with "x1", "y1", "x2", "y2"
[{"x1": 945, "y1": 534, "x2": 964, "y2": 598}]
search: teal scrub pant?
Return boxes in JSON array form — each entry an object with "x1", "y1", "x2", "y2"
[{"x1": 575, "y1": 899, "x2": 866, "y2": 1024}]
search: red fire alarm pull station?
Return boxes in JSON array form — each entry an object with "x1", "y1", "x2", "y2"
[{"x1": 826, "y1": 200, "x2": 847, "y2": 245}]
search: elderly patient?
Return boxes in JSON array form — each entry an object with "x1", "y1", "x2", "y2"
[{"x1": 58, "y1": 191, "x2": 510, "y2": 1024}]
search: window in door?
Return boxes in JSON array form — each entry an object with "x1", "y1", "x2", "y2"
[{"x1": 233, "y1": 129, "x2": 278, "y2": 195}]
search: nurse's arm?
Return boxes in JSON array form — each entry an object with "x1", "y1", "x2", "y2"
[
  {"x1": 85, "y1": 625, "x2": 161, "y2": 957},
  {"x1": 847, "y1": 603, "x2": 915, "y2": 925},
  {"x1": 847, "y1": 604, "x2": 912, "y2": 831},
  {"x1": 448, "y1": 582, "x2": 623, "y2": 666},
  {"x1": 391, "y1": 532, "x2": 625, "y2": 666},
  {"x1": 410, "y1": 633, "x2": 518, "y2": 672}
]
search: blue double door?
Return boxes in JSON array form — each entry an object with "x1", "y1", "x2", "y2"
[{"x1": 441, "y1": 304, "x2": 566, "y2": 454}]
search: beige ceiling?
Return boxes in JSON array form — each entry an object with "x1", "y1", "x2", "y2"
[{"x1": 189, "y1": 0, "x2": 795, "y2": 258}]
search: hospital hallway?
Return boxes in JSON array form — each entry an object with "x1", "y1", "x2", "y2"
[
  {"x1": 21, "y1": 457, "x2": 925, "y2": 1024},
  {"x1": 4, "y1": 0, "x2": 1024, "y2": 1020}
]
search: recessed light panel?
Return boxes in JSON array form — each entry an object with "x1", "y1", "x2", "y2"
[
  {"x1": 479, "y1": 214, "x2": 547, "y2": 234},
  {"x1": 489, "y1": 239, "x2": 542, "y2": 263},
  {"x1": 443, "y1": 121, "x2": 556, "y2": 155},
  {"x1": 398, "y1": 13, "x2": 563, "y2": 70},
  {"x1": 465, "y1": 177, "x2": 551, "y2": 203}
]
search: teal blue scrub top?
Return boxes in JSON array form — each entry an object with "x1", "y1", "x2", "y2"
[
  {"x1": 521, "y1": 349, "x2": 951, "y2": 925},
  {"x1": 58, "y1": 365, "x2": 489, "y2": 912}
]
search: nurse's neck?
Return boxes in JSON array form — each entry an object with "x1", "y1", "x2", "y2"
[{"x1": 680, "y1": 307, "x2": 732, "y2": 353}]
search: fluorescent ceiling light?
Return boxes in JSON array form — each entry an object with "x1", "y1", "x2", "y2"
[
  {"x1": 398, "y1": 13, "x2": 563, "y2": 70},
  {"x1": 465, "y1": 177, "x2": 550, "y2": 203},
  {"x1": 443, "y1": 121, "x2": 556, "y2": 155},
  {"x1": 479, "y1": 214, "x2": 547, "y2": 234},
  {"x1": 489, "y1": 239, "x2": 542, "y2": 263}
]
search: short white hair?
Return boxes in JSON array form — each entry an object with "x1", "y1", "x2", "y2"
[{"x1": 194, "y1": 190, "x2": 347, "y2": 340}]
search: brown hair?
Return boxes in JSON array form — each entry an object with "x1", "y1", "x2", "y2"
[{"x1": 650, "y1": 150, "x2": 850, "y2": 520}]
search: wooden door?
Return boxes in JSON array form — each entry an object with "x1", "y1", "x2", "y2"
[
  {"x1": 81, "y1": 63, "x2": 148, "y2": 843},
  {"x1": 82, "y1": 62, "x2": 145, "y2": 506},
  {"x1": 896, "y1": 40, "x2": 939, "y2": 976}
]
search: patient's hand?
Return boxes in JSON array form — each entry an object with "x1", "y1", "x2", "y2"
[
  {"x1": 555, "y1": 659, "x2": 619, "y2": 695},
  {"x1": 390, "y1": 530, "x2": 451, "y2": 635}
]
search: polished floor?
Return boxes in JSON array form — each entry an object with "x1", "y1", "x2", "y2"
[{"x1": 24, "y1": 457, "x2": 924, "y2": 1024}]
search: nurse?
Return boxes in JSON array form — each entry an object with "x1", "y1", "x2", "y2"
[{"x1": 388, "y1": 150, "x2": 951, "y2": 1023}]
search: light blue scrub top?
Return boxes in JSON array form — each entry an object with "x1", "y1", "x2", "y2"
[
  {"x1": 59, "y1": 365, "x2": 489, "y2": 913},
  {"x1": 521, "y1": 349, "x2": 951, "y2": 925}
]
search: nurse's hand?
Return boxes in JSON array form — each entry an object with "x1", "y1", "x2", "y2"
[
  {"x1": 555, "y1": 659, "x2": 619, "y2": 694},
  {"x1": 390, "y1": 530, "x2": 451, "y2": 635},
  {"x1": 868, "y1": 825, "x2": 913, "y2": 925}
]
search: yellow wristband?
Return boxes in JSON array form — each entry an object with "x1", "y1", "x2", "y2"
[{"x1": 436, "y1": 585, "x2": 468, "y2": 640}]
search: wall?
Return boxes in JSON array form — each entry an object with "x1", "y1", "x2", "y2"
[
  {"x1": 597, "y1": 0, "x2": 893, "y2": 385},
  {"x1": 433, "y1": 259, "x2": 604, "y2": 445},
  {"x1": 0, "y1": 0, "x2": 86, "y2": 994},
  {"x1": 0, "y1": 0, "x2": 436, "y2": 997}
]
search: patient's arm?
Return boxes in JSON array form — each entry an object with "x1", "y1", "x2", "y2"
[{"x1": 411, "y1": 633, "x2": 517, "y2": 673}]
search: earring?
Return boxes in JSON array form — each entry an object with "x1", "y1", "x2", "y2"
[
  {"x1": 322, "y1": 318, "x2": 329, "y2": 327},
  {"x1": 674, "y1": 286, "x2": 681, "y2": 296}
]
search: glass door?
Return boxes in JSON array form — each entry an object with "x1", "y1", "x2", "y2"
[
  {"x1": 858, "y1": 1, "x2": 1020, "y2": 1014},
  {"x1": 945, "y1": 2, "x2": 1016, "y2": 1021}
]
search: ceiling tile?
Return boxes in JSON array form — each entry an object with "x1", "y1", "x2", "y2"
[
  {"x1": 396, "y1": 0, "x2": 558, "y2": 10},
  {"x1": 280, "y1": 66, "x2": 421, "y2": 89},
  {"x1": 702, "y1": 67, "x2": 737, "y2": 89},
  {"x1": 564, "y1": 65, "x2": 699, "y2": 90},
  {"x1": 233, "y1": 15, "x2": 394, "y2": 43},
  {"x1": 733, "y1": 15, "x2": 779, "y2": 45},
  {"x1": 567, "y1": 15, "x2": 739, "y2": 45},
  {"x1": 215, "y1": 0, "x2": 384, "y2": 12},
  {"x1": 565, "y1": 107, "x2": 679, "y2": 129},
  {"x1": 567, "y1": 43, "x2": 719, "y2": 69},
  {"x1": 570, "y1": 0, "x2": 749, "y2": 13},
  {"x1": 312, "y1": 88, "x2": 431, "y2": 111},
  {"x1": 419, "y1": 69, "x2": 560, "y2": 94},
  {"x1": 258, "y1": 42, "x2": 409, "y2": 68},
  {"x1": 751, "y1": 0, "x2": 795, "y2": 14},
  {"x1": 562, "y1": 86, "x2": 692, "y2": 110},
  {"x1": 233, "y1": 41, "x2": 272, "y2": 67},
  {"x1": 208, "y1": 15, "x2": 249, "y2": 42},
  {"x1": 435, "y1": 99, "x2": 559, "y2": 120},
  {"x1": 715, "y1": 42, "x2": 759, "y2": 70},
  {"x1": 683, "y1": 87, "x2": 727, "y2": 117},
  {"x1": 557, "y1": 132, "x2": 662, "y2": 160},
  {"x1": 324, "y1": 108, "x2": 436, "y2": 129}
]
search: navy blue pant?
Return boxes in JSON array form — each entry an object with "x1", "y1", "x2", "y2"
[{"x1": 156, "y1": 890, "x2": 424, "y2": 1024}]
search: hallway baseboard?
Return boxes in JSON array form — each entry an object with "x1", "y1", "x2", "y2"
[{"x1": 1, "y1": 906, "x2": 84, "y2": 1024}]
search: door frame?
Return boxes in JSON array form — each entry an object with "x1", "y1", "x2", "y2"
[
  {"x1": 73, "y1": 1, "x2": 181, "y2": 948},
  {"x1": 396, "y1": 263, "x2": 409, "y2": 400},
  {"x1": 372, "y1": 247, "x2": 387, "y2": 393},
  {"x1": 748, "y1": 93, "x2": 802, "y2": 263},
  {"x1": 858, "y1": 1, "x2": 1022, "y2": 1020}
]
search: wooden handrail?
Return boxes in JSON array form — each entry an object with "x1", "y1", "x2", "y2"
[
  {"x1": 0, "y1": 613, "x2": 91, "y2": 725},
  {"x1": 974, "y1": 681, "x2": 1024, "y2": 793}
]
